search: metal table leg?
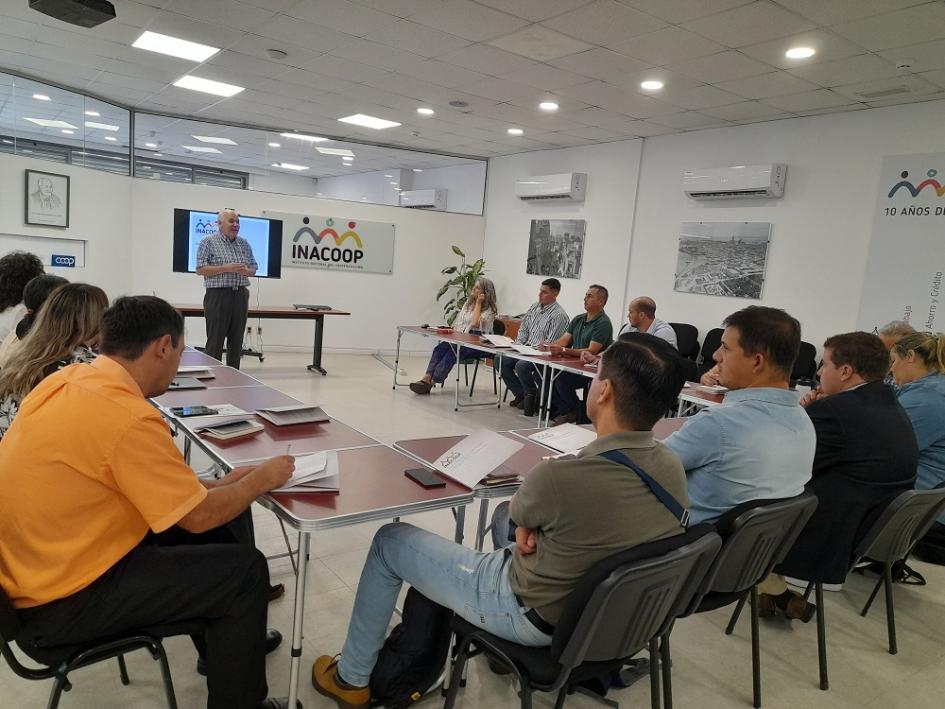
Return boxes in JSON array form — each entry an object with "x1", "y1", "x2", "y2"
[
  {"x1": 391, "y1": 330, "x2": 409, "y2": 389},
  {"x1": 475, "y1": 498, "x2": 491, "y2": 552},
  {"x1": 307, "y1": 315, "x2": 327, "y2": 375},
  {"x1": 287, "y1": 532, "x2": 311, "y2": 707}
]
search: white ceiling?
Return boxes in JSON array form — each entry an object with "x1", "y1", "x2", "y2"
[{"x1": 0, "y1": 0, "x2": 943, "y2": 161}]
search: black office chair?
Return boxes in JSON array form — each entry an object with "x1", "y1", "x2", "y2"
[
  {"x1": 463, "y1": 319, "x2": 506, "y2": 396},
  {"x1": 791, "y1": 341, "x2": 817, "y2": 385},
  {"x1": 443, "y1": 526, "x2": 721, "y2": 709},
  {"x1": 669, "y1": 323, "x2": 700, "y2": 361},
  {"x1": 660, "y1": 493, "x2": 818, "y2": 709},
  {"x1": 697, "y1": 328, "x2": 723, "y2": 377},
  {"x1": 0, "y1": 586, "x2": 193, "y2": 708}
]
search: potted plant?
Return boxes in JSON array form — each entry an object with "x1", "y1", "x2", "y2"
[{"x1": 436, "y1": 245, "x2": 486, "y2": 326}]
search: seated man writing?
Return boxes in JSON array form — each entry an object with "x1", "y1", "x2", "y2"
[
  {"x1": 664, "y1": 305, "x2": 816, "y2": 524},
  {"x1": 0, "y1": 296, "x2": 296, "y2": 709},
  {"x1": 312, "y1": 335, "x2": 689, "y2": 709}
]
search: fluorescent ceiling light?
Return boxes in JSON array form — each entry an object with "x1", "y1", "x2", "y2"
[
  {"x1": 417, "y1": 107, "x2": 435, "y2": 116},
  {"x1": 132, "y1": 30, "x2": 220, "y2": 62},
  {"x1": 144, "y1": 142, "x2": 157, "y2": 148},
  {"x1": 389, "y1": 181, "x2": 398, "y2": 185},
  {"x1": 85, "y1": 121, "x2": 119, "y2": 131},
  {"x1": 173, "y1": 75, "x2": 244, "y2": 98},
  {"x1": 24, "y1": 118, "x2": 77, "y2": 129},
  {"x1": 315, "y1": 147, "x2": 355, "y2": 157},
  {"x1": 61, "y1": 129, "x2": 74, "y2": 134},
  {"x1": 84, "y1": 110, "x2": 100, "y2": 116},
  {"x1": 267, "y1": 142, "x2": 280, "y2": 148},
  {"x1": 338, "y1": 113, "x2": 401, "y2": 130},
  {"x1": 539, "y1": 101, "x2": 559, "y2": 111},
  {"x1": 272, "y1": 162, "x2": 308, "y2": 170},
  {"x1": 192, "y1": 135, "x2": 238, "y2": 145},
  {"x1": 640, "y1": 80, "x2": 664, "y2": 90},
  {"x1": 384, "y1": 174, "x2": 393, "y2": 178},
  {"x1": 182, "y1": 145, "x2": 222, "y2": 153},
  {"x1": 153, "y1": 152, "x2": 163, "y2": 156},
  {"x1": 412, "y1": 168, "x2": 423, "y2": 172},
  {"x1": 785, "y1": 47, "x2": 816, "y2": 59},
  {"x1": 507, "y1": 128, "x2": 523, "y2": 135},
  {"x1": 104, "y1": 136, "x2": 117, "y2": 141},
  {"x1": 33, "y1": 93, "x2": 50, "y2": 101},
  {"x1": 279, "y1": 132, "x2": 329, "y2": 143}
]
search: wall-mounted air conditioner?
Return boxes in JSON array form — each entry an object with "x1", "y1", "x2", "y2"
[
  {"x1": 683, "y1": 164, "x2": 787, "y2": 200},
  {"x1": 515, "y1": 172, "x2": 587, "y2": 201},
  {"x1": 399, "y1": 188, "x2": 446, "y2": 210}
]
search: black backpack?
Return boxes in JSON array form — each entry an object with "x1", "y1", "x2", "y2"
[{"x1": 369, "y1": 587, "x2": 453, "y2": 708}]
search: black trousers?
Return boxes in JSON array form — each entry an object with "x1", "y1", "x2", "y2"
[
  {"x1": 17, "y1": 526, "x2": 270, "y2": 709},
  {"x1": 204, "y1": 287, "x2": 249, "y2": 368}
]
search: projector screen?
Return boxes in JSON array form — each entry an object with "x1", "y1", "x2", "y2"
[{"x1": 172, "y1": 208, "x2": 283, "y2": 278}]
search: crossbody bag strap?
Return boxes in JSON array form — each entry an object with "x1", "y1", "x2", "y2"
[{"x1": 597, "y1": 449, "x2": 690, "y2": 528}]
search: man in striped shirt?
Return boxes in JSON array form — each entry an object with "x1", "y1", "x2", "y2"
[
  {"x1": 500, "y1": 278, "x2": 570, "y2": 416},
  {"x1": 196, "y1": 209, "x2": 257, "y2": 369}
]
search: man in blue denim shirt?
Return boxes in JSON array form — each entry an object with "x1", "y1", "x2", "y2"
[{"x1": 665, "y1": 306, "x2": 815, "y2": 524}]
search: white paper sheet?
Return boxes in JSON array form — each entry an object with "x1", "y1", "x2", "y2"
[
  {"x1": 511, "y1": 344, "x2": 550, "y2": 356},
  {"x1": 528, "y1": 423, "x2": 597, "y2": 453},
  {"x1": 177, "y1": 366, "x2": 215, "y2": 378},
  {"x1": 432, "y1": 431, "x2": 523, "y2": 488},
  {"x1": 271, "y1": 451, "x2": 339, "y2": 492},
  {"x1": 480, "y1": 334, "x2": 513, "y2": 347}
]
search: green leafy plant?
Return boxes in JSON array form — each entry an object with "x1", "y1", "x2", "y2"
[{"x1": 436, "y1": 245, "x2": 486, "y2": 326}]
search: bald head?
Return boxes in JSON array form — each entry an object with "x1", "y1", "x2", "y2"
[
  {"x1": 628, "y1": 296, "x2": 657, "y2": 329},
  {"x1": 218, "y1": 209, "x2": 240, "y2": 241}
]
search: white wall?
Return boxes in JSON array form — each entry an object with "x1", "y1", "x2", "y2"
[
  {"x1": 482, "y1": 140, "x2": 643, "y2": 320},
  {"x1": 315, "y1": 168, "x2": 409, "y2": 207},
  {"x1": 248, "y1": 171, "x2": 319, "y2": 197}
]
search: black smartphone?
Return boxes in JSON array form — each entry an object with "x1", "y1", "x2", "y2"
[
  {"x1": 171, "y1": 405, "x2": 219, "y2": 417},
  {"x1": 405, "y1": 468, "x2": 446, "y2": 488}
]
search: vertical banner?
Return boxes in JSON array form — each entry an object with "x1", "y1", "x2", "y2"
[
  {"x1": 857, "y1": 154, "x2": 945, "y2": 333},
  {"x1": 265, "y1": 211, "x2": 395, "y2": 275}
]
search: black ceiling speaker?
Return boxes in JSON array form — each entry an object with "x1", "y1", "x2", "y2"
[{"x1": 29, "y1": 0, "x2": 117, "y2": 28}]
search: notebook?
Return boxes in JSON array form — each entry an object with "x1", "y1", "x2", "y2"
[
  {"x1": 199, "y1": 420, "x2": 265, "y2": 441},
  {"x1": 256, "y1": 405, "x2": 330, "y2": 426}
]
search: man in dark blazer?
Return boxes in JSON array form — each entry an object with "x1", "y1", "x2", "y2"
[{"x1": 757, "y1": 331, "x2": 918, "y2": 620}]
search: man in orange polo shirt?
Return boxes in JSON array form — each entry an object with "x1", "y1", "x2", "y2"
[{"x1": 0, "y1": 296, "x2": 295, "y2": 709}]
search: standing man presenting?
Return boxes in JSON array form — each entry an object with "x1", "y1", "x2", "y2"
[{"x1": 196, "y1": 209, "x2": 257, "y2": 369}]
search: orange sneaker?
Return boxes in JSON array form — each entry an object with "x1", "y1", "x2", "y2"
[{"x1": 312, "y1": 655, "x2": 370, "y2": 709}]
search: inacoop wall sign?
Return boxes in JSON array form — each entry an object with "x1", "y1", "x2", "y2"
[{"x1": 266, "y1": 211, "x2": 395, "y2": 275}]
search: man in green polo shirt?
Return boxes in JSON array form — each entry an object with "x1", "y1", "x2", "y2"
[{"x1": 546, "y1": 284, "x2": 613, "y2": 425}]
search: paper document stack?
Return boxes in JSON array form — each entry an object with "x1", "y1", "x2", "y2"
[
  {"x1": 200, "y1": 420, "x2": 264, "y2": 441},
  {"x1": 272, "y1": 451, "x2": 340, "y2": 493},
  {"x1": 188, "y1": 405, "x2": 257, "y2": 429},
  {"x1": 432, "y1": 431, "x2": 524, "y2": 488},
  {"x1": 176, "y1": 366, "x2": 215, "y2": 379},
  {"x1": 684, "y1": 382, "x2": 728, "y2": 393},
  {"x1": 256, "y1": 404, "x2": 330, "y2": 426},
  {"x1": 480, "y1": 334, "x2": 513, "y2": 347},
  {"x1": 528, "y1": 423, "x2": 597, "y2": 454},
  {"x1": 510, "y1": 344, "x2": 550, "y2": 356}
]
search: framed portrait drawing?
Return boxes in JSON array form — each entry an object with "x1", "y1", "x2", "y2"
[{"x1": 25, "y1": 169, "x2": 70, "y2": 228}]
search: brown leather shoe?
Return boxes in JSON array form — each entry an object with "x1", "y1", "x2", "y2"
[
  {"x1": 269, "y1": 583, "x2": 285, "y2": 602},
  {"x1": 757, "y1": 592, "x2": 816, "y2": 623},
  {"x1": 312, "y1": 655, "x2": 369, "y2": 709},
  {"x1": 551, "y1": 412, "x2": 578, "y2": 426},
  {"x1": 409, "y1": 380, "x2": 433, "y2": 395}
]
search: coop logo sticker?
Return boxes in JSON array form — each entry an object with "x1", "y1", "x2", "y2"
[
  {"x1": 51, "y1": 254, "x2": 76, "y2": 267},
  {"x1": 291, "y1": 217, "x2": 365, "y2": 265}
]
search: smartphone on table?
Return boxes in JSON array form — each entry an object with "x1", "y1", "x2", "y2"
[
  {"x1": 404, "y1": 468, "x2": 446, "y2": 489},
  {"x1": 170, "y1": 405, "x2": 219, "y2": 417}
]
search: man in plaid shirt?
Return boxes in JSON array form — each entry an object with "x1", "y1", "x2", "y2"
[{"x1": 196, "y1": 209, "x2": 257, "y2": 368}]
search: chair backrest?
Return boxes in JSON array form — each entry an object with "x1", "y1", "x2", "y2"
[
  {"x1": 492, "y1": 319, "x2": 506, "y2": 336},
  {"x1": 791, "y1": 341, "x2": 817, "y2": 381},
  {"x1": 698, "y1": 328, "x2": 723, "y2": 370},
  {"x1": 0, "y1": 584, "x2": 21, "y2": 646},
  {"x1": 684, "y1": 493, "x2": 818, "y2": 611},
  {"x1": 669, "y1": 323, "x2": 700, "y2": 360},
  {"x1": 853, "y1": 486, "x2": 945, "y2": 565},
  {"x1": 551, "y1": 526, "x2": 721, "y2": 671}
]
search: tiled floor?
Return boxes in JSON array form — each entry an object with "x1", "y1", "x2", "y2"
[{"x1": 3, "y1": 351, "x2": 943, "y2": 708}]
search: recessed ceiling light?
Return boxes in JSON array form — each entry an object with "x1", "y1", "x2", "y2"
[
  {"x1": 24, "y1": 118, "x2": 76, "y2": 129},
  {"x1": 360, "y1": 197, "x2": 367, "y2": 201},
  {"x1": 85, "y1": 121, "x2": 119, "y2": 131},
  {"x1": 272, "y1": 162, "x2": 308, "y2": 171},
  {"x1": 153, "y1": 152, "x2": 163, "y2": 156},
  {"x1": 412, "y1": 168, "x2": 423, "y2": 172},
  {"x1": 389, "y1": 181, "x2": 398, "y2": 185},
  {"x1": 342, "y1": 157, "x2": 354, "y2": 162},
  {"x1": 384, "y1": 174, "x2": 393, "y2": 178},
  {"x1": 104, "y1": 136, "x2": 117, "y2": 142},
  {"x1": 84, "y1": 110, "x2": 99, "y2": 117},
  {"x1": 192, "y1": 135, "x2": 238, "y2": 145},
  {"x1": 144, "y1": 142, "x2": 157, "y2": 148},
  {"x1": 539, "y1": 101, "x2": 559, "y2": 111},
  {"x1": 394, "y1": 187, "x2": 402, "y2": 191},
  {"x1": 316, "y1": 147, "x2": 355, "y2": 157},
  {"x1": 338, "y1": 113, "x2": 401, "y2": 130},
  {"x1": 640, "y1": 80, "x2": 664, "y2": 90},
  {"x1": 33, "y1": 93, "x2": 50, "y2": 101},
  {"x1": 316, "y1": 192, "x2": 323, "y2": 196},
  {"x1": 182, "y1": 145, "x2": 222, "y2": 153},
  {"x1": 785, "y1": 46, "x2": 816, "y2": 59},
  {"x1": 173, "y1": 75, "x2": 244, "y2": 98},
  {"x1": 279, "y1": 132, "x2": 329, "y2": 143},
  {"x1": 417, "y1": 107, "x2": 435, "y2": 116},
  {"x1": 507, "y1": 128, "x2": 524, "y2": 135},
  {"x1": 132, "y1": 30, "x2": 220, "y2": 62},
  {"x1": 267, "y1": 142, "x2": 280, "y2": 148},
  {"x1": 61, "y1": 129, "x2": 74, "y2": 135}
]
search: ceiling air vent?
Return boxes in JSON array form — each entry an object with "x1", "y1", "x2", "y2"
[{"x1": 856, "y1": 86, "x2": 913, "y2": 100}]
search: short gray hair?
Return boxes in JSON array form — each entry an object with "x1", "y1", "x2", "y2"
[{"x1": 877, "y1": 320, "x2": 915, "y2": 338}]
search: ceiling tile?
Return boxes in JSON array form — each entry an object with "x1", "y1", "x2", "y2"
[
  {"x1": 226, "y1": 34, "x2": 323, "y2": 70},
  {"x1": 437, "y1": 44, "x2": 537, "y2": 77},
  {"x1": 865, "y1": 93, "x2": 945, "y2": 109},
  {"x1": 920, "y1": 69, "x2": 945, "y2": 90},
  {"x1": 832, "y1": 4, "x2": 945, "y2": 51},
  {"x1": 616, "y1": 0, "x2": 752, "y2": 24},
  {"x1": 256, "y1": 14, "x2": 353, "y2": 54},
  {"x1": 284, "y1": 0, "x2": 400, "y2": 37},
  {"x1": 774, "y1": 0, "x2": 927, "y2": 27},
  {"x1": 668, "y1": 51, "x2": 774, "y2": 83},
  {"x1": 701, "y1": 100, "x2": 791, "y2": 120},
  {"x1": 623, "y1": 120, "x2": 679, "y2": 137},
  {"x1": 793, "y1": 104, "x2": 870, "y2": 117},
  {"x1": 206, "y1": 51, "x2": 289, "y2": 80},
  {"x1": 878, "y1": 39, "x2": 945, "y2": 75},
  {"x1": 560, "y1": 125, "x2": 634, "y2": 140},
  {"x1": 681, "y1": 1, "x2": 816, "y2": 48},
  {"x1": 597, "y1": 91, "x2": 680, "y2": 119},
  {"x1": 498, "y1": 64, "x2": 592, "y2": 91},
  {"x1": 363, "y1": 19, "x2": 470, "y2": 58},
  {"x1": 549, "y1": 48, "x2": 648, "y2": 84},
  {"x1": 408, "y1": 60, "x2": 489, "y2": 89},
  {"x1": 487, "y1": 26, "x2": 593, "y2": 62},
  {"x1": 463, "y1": 77, "x2": 550, "y2": 102},
  {"x1": 659, "y1": 84, "x2": 745, "y2": 109},
  {"x1": 475, "y1": 0, "x2": 598, "y2": 22},
  {"x1": 763, "y1": 88, "x2": 852, "y2": 112},
  {"x1": 407, "y1": 0, "x2": 530, "y2": 41},
  {"x1": 831, "y1": 75, "x2": 943, "y2": 103},
  {"x1": 739, "y1": 29, "x2": 867, "y2": 70},
  {"x1": 565, "y1": 106, "x2": 634, "y2": 126},
  {"x1": 541, "y1": 0, "x2": 668, "y2": 48},
  {"x1": 291, "y1": 54, "x2": 394, "y2": 84},
  {"x1": 788, "y1": 54, "x2": 904, "y2": 88},
  {"x1": 326, "y1": 38, "x2": 426, "y2": 74},
  {"x1": 165, "y1": 0, "x2": 278, "y2": 32},
  {"x1": 716, "y1": 71, "x2": 820, "y2": 99},
  {"x1": 144, "y1": 11, "x2": 241, "y2": 49},
  {"x1": 618, "y1": 26, "x2": 727, "y2": 66},
  {"x1": 651, "y1": 111, "x2": 730, "y2": 129},
  {"x1": 351, "y1": 0, "x2": 435, "y2": 17}
]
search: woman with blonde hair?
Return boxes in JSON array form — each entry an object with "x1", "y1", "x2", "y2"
[
  {"x1": 0, "y1": 283, "x2": 108, "y2": 437},
  {"x1": 410, "y1": 277, "x2": 498, "y2": 395}
]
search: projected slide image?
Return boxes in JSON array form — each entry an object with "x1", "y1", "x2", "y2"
[{"x1": 187, "y1": 211, "x2": 271, "y2": 277}]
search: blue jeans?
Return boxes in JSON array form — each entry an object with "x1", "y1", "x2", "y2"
[
  {"x1": 425, "y1": 342, "x2": 484, "y2": 384},
  {"x1": 500, "y1": 357, "x2": 543, "y2": 398},
  {"x1": 552, "y1": 371, "x2": 589, "y2": 416},
  {"x1": 338, "y1": 522, "x2": 552, "y2": 686}
]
